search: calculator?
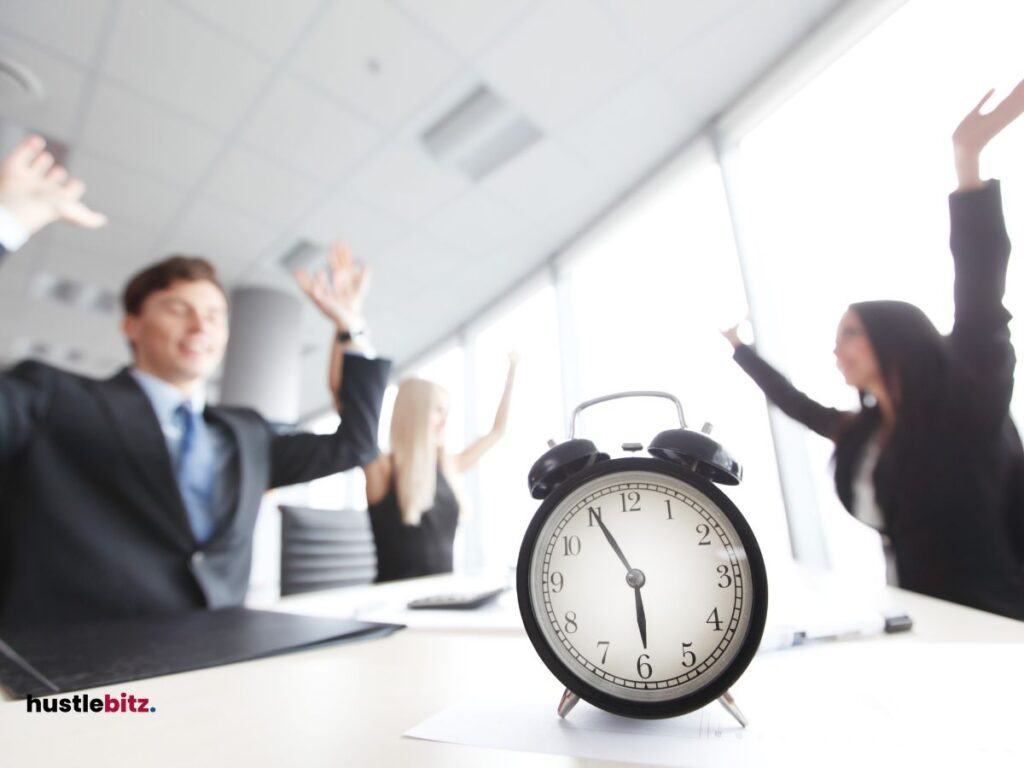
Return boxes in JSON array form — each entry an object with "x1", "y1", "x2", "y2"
[{"x1": 406, "y1": 586, "x2": 509, "y2": 610}]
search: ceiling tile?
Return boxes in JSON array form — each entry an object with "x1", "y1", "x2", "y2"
[
  {"x1": 240, "y1": 75, "x2": 381, "y2": 182},
  {"x1": 66, "y1": 149, "x2": 186, "y2": 231},
  {"x1": 481, "y1": 138, "x2": 601, "y2": 222},
  {"x1": 296, "y1": 192, "x2": 410, "y2": 260},
  {"x1": 160, "y1": 197, "x2": 280, "y2": 276},
  {"x1": 478, "y1": 0, "x2": 644, "y2": 131},
  {"x1": 346, "y1": 141, "x2": 469, "y2": 224},
  {"x1": 0, "y1": 30, "x2": 88, "y2": 141},
  {"x1": 395, "y1": 0, "x2": 536, "y2": 59},
  {"x1": 103, "y1": 0, "x2": 273, "y2": 130},
  {"x1": 202, "y1": 146, "x2": 325, "y2": 226},
  {"x1": 176, "y1": 0, "x2": 322, "y2": 58},
  {"x1": 47, "y1": 220, "x2": 163, "y2": 286},
  {"x1": 423, "y1": 190, "x2": 534, "y2": 253},
  {"x1": 0, "y1": 0, "x2": 111, "y2": 65},
  {"x1": 658, "y1": 0, "x2": 814, "y2": 119},
  {"x1": 594, "y1": 0, "x2": 744, "y2": 63},
  {"x1": 291, "y1": 0, "x2": 462, "y2": 130},
  {"x1": 560, "y1": 77, "x2": 700, "y2": 189},
  {"x1": 79, "y1": 81, "x2": 222, "y2": 187}
]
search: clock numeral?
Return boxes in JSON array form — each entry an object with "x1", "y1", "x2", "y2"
[
  {"x1": 696, "y1": 523, "x2": 712, "y2": 546},
  {"x1": 587, "y1": 507, "x2": 602, "y2": 527},
  {"x1": 665, "y1": 499, "x2": 673, "y2": 520},
  {"x1": 564, "y1": 611, "x2": 578, "y2": 634},
  {"x1": 562, "y1": 535, "x2": 581, "y2": 556},
  {"x1": 636, "y1": 654, "x2": 653, "y2": 680},
  {"x1": 597, "y1": 641, "x2": 610, "y2": 664},
  {"x1": 619, "y1": 491, "x2": 641, "y2": 512},
  {"x1": 706, "y1": 607, "x2": 723, "y2": 632},
  {"x1": 550, "y1": 571, "x2": 564, "y2": 593},
  {"x1": 681, "y1": 642, "x2": 696, "y2": 668},
  {"x1": 716, "y1": 564, "x2": 732, "y2": 588}
]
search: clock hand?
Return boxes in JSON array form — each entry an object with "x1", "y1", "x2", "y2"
[
  {"x1": 634, "y1": 586, "x2": 647, "y2": 649},
  {"x1": 593, "y1": 514, "x2": 632, "y2": 572},
  {"x1": 593, "y1": 515, "x2": 648, "y2": 648}
]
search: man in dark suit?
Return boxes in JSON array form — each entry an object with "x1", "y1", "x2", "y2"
[{"x1": 0, "y1": 135, "x2": 390, "y2": 629}]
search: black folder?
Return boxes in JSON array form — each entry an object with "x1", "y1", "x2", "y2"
[{"x1": 0, "y1": 608, "x2": 403, "y2": 698}]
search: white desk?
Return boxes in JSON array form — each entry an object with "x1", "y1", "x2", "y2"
[{"x1": 2, "y1": 571, "x2": 1023, "y2": 767}]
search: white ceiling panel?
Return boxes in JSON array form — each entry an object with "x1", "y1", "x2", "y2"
[
  {"x1": 66, "y1": 149, "x2": 186, "y2": 231},
  {"x1": 79, "y1": 81, "x2": 222, "y2": 187},
  {"x1": 102, "y1": 0, "x2": 272, "y2": 131},
  {"x1": 560, "y1": 77, "x2": 700, "y2": 189},
  {"x1": 296, "y1": 192, "x2": 410, "y2": 259},
  {"x1": 160, "y1": 197, "x2": 280, "y2": 276},
  {"x1": 240, "y1": 75, "x2": 381, "y2": 182},
  {"x1": 481, "y1": 138, "x2": 601, "y2": 223},
  {"x1": 594, "y1": 0, "x2": 744, "y2": 63},
  {"x1": 291, "y1": 0, "x2": 462, "y2": 129},
  {"x1": 658, "y1": 0, "x2": 821, "y2": 120},
  {"x1": 202, "y1": 145, "x2": 325, "y2": 226},
  {"x1": 0, "y1": 0, "x2": 111, "y2": 65},
  {"x1": 0, "y1": 30, "x2": 88, "y2": 141},
  {"x1": 48, "y1": 218, "x2": 161, "y2": 278},
  {"x1": 175, "y1": 0, "x2": 322, "y2": 58},
  {"x1": 346, "y1": 141, "x2": 469, "y2": 224},
  {"x1": 478, "y1": 0, "x2": 643, "y2": 131},
  {"x1": 424, "y1": 189, "x2": 535, "y2": 254},
  {"x1": 39, "y1": 244, "x2": 120, "y2": 290},
  {"x1": 396, "y1": 0, "x2": 537, "y2": 59}
]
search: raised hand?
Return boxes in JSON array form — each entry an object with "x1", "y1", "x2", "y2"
[
  {"x1": 0, "y1": 134, "x2": 107, "y2": 237},
  {"x1": 953, "y1": 78, "x2": 1024, "y2": 190},
  {"x1": 295, "y1": 241, "x2": 371, "y2": 333},
  {"x1": 720, "y1": 323, "x2": 744, "y2": 350}
]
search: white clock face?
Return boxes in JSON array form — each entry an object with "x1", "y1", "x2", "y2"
[{"x1": 528, "y1": 470, "x2": 758, "y2": 703}]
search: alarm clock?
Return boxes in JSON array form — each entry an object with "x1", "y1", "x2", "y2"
[{"x1": 517, "y1": 391, "x2": 767, "y2": 726}]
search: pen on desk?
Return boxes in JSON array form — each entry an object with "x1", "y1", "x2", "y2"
[{"x1": 759, "y1": 612, "x2": 913, "y2": 653}]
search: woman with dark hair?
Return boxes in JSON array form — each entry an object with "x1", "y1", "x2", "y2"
[{"x1": 724, "y1": 80, "x2": 1024, "y2": 620}]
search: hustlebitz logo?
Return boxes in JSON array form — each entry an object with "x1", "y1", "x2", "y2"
[{"x1": 26, "y1": 692, "x2": 156, "y2": 714}]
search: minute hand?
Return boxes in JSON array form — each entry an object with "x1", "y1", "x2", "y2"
[{"x1": 593, "y1": 514, "x2": 632, "y2": 572}]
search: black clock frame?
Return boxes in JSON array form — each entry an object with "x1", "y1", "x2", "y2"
[{"x1": 517, "y1": 455, "x2": 769, "y2": 719}]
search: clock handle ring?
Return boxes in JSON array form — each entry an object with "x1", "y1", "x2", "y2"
[{"x1": 568, "y1": 390, "x2": 687, "y2": 439}]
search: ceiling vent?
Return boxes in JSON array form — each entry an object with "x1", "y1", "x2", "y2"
[
  {"x1": 279, "y1": 238, "x2": 323, "y2": 273},
  {"x1": 421, "y1": 84, "x2": 542, "y2": 181}
]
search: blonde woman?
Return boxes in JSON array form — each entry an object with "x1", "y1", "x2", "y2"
[
  {"x1": 364, "y1": 357, "x2": 517, "y2": 582},
  {"x1": 297, "y1": 245, "x2": 516, "y2": 581}
]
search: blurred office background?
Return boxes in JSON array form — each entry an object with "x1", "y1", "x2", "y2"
[{"x1": 0, "y1": 0, "x2": 1022, "y2": 599}]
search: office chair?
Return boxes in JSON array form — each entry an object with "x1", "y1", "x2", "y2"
[{"x1": 278, "y1": 505, "x2": 377, "y2": 596}]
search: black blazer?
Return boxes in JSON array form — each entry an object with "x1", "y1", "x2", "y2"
[
  {"x1": 0, "y1": 353, "x2": 390, "y2": 628},
  {"x1": 734, "y1": 181, "x2": 1024, "y2": 620}
]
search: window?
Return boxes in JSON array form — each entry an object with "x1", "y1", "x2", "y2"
[
  {"x1": 724, "y1": 0, "x2": 1024, "y2": 581},
  {"x1": 561, "y1": 141, "x2": 792, "y2": 568}
]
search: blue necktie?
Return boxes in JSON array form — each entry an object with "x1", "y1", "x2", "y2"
[{"x1": 174, "y1": 403, "x2": 216, "y2": 544}]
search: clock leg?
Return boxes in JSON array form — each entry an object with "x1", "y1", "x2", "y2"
[
  {"x1": 717, "y1": 689, "x2": 748, "y2": 728},
  {"x1": 557, "y1": 688, "x2": 580, "y2": 718}
]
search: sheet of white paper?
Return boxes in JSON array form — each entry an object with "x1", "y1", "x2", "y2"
[{"x1": 405, "y1": 642, "x2": 1023, "y2": 767}]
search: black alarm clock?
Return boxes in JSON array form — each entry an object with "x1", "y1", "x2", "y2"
[{"x1": 517, "y1": 391, "x2": 767, "y2": 726}]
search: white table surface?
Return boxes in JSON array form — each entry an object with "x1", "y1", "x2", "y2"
[{"x1": 2, "y1": 568, "x2": 1022, "y2": 767}]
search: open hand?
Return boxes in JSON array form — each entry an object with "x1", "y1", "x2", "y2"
[
  {"x1": 953, "y1": 78, "x2": 1024, "y2": 188},
  {"x1": 295, "y1": 241, "x2": 371, "y2": 333},
  {"x1": 0, "y1": 135, "x2": 108, "y2": 236}
]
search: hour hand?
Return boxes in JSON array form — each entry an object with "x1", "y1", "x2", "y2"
[{"x1": 634, "y1": 587, "x2": 647, "y2": 649}]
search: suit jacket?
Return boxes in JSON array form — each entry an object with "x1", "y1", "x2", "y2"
[
  {"x1": 0, "y1": 353, "x2": 390, "y2": 628},
  {"x1": 733, "y1": 181, "x2": 1024, "y2": 620}
]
